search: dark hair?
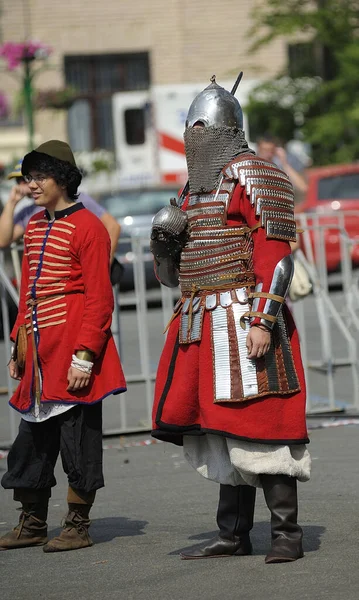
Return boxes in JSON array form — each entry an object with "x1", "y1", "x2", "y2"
[
  {"x1": 256, "y1": 134, "x2": 281, "y2": 146},
  {"x1": 22, "y1": 151, "x2": 82, "y2": 201}
]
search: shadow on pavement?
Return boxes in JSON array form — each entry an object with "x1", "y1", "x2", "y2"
[
  {"x1": 170, "y1": 522, "x2": 325, "y2": 556},
  {"x1": 48, "y1": 516, "x2": 148, "y2": 545}
]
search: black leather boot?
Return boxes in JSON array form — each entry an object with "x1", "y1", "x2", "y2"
[
  {"x1": 181, "y1": 484, "x2": 256, "y2": 559},
  {"x1": 261, "y1": 474, "x2": 304, "y2": 564}
]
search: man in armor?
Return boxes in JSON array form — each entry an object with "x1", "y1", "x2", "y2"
[{"x1": 150, "y1": 76, "x2": 311, "y2": 564}]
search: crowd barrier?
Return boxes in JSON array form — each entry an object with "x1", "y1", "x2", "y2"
[
  {"x1": 1, "y1": 211, "x2": 359, "y2": 445},
  {"x1": 293, "y1": 212, "x2": 359, "y2": 412}
]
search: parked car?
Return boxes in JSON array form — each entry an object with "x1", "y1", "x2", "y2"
[
  {"x1": 98, "y1": 186, "x2": 180, "y2": 290},
  {"x1": 295, "y1": 163, "x2": 359, "y2": 271}
]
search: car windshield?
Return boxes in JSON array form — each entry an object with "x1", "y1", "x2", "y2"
[
  {"x1": 99, "y1": 189, "x2": 179, "y2": 219},
  {"x1": 318, "y1": 173, "x2": 359, "y2": 200}
]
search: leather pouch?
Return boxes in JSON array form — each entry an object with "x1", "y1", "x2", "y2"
[{"x1": 13, "y1": 324, "x2": 28, "y2": 373}]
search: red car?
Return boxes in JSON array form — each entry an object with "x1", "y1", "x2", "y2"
[{"x1": 295, "y1": 163, "x2": 359, "y2": 271}]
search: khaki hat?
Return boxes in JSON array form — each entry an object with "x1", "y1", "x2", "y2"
[{"x1": 22, "y1": 140, "x2": 77, "y2": 175}]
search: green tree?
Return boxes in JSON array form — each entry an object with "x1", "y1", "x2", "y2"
[
  {"x1": 247, "y1": 0, "x2": 359, "y2": 165},
  {"x1": 245, "y1": 76, "x2": 319, "y2": 144}
]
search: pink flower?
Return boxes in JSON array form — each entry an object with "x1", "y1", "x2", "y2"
[{"x1": 0, "y1": 41, "x2": 52, "y2": 70}]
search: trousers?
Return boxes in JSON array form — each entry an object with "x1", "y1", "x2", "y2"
[{"x1": 1, "y1": 403, "x2": 104, "y2": 494}]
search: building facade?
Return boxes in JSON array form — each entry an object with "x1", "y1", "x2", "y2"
[{"x1": 0, "y1": 0, "x2": 289, "y2": 165}]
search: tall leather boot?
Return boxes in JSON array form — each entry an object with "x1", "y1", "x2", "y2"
[
  {"x1": 0, "y1": 489, "x2": 50, "y2": 550},
  {"x1": 261, "y1": 474, "x2": 304, "y2": 564},
  {"x1": 181, "y1": 484, "x2": 256, "y2": 559},
  {"x1": 43, "y1": 487, "x2": 95, "y2": 553}
]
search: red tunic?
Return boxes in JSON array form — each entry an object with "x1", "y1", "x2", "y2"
[
  {"x1": 152, "y1": 183, "x2": 308, "y2": 445},
  {"x1": 10, "y1": 203, "x2": 126, "y2": 413}
]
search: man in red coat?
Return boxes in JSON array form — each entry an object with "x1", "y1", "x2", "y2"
[
  {"x1": 150, "y1": 77, "x2": 311, "y2": 563},
  {"x1": 0, "y1": 140, "x2": 126, "y2": 552}
]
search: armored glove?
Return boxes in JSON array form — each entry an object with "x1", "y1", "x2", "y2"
[
  {"x1": 150, "y1": 205, "x2": 189, "y2": 266},
  {"x1": 150, "y1": 204, "x2": 189, "y2": 288}
]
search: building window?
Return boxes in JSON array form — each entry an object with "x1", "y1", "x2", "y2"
[{"x1": 64, "y1": 53, "x2": 150, "y2": 151}]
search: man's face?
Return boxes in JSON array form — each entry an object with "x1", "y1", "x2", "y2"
[
  {"x1": 26, "y1": 172, "x2": 63, "y2": 208},
  {"x1": 257, "y1": 141, "x2": 276, "y2": 162}
]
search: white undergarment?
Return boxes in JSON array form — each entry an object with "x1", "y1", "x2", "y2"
[{"x1": 183, "y1": 434, "x2": 311, "y2": 488}]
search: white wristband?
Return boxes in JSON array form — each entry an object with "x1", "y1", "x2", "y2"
[{"x1": 71, "y1": 354, "x2": 93, "y2": 375}]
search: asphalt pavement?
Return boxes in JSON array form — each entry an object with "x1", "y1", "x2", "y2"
[{"x1": 1, "y1": 422, "x2": 359, "y2": 600}]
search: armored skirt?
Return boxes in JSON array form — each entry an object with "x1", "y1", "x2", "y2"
[
  {"x1": 152, "y1": 302, "x2": 310, "y2": 486},
  {"x1": 153, "y1": 301, "x2": 308, "y2": 442}
]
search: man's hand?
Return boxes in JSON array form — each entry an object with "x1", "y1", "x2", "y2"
[
  {"x1": 8, "y1": 358, "x2": 22, "y2": 380},
  {"x1": 8, "y1": 183, "x2": 30, "y2": 207},
  {"x1": 150, "y1": 228, "x2": 187, "y2": 263},
  {"x1": 67, "y1": 367, "x2": 91, "y2": 391},
  {"x1": 246, "y1": 326, "x2": 271, "y2": 359},
  {"x1": 275, "y1": 146, "x2": 288, "y2": 166}
]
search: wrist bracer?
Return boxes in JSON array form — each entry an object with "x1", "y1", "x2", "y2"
[{"x1": 240, "y1": 254, "x2": 294, "y2": 330}]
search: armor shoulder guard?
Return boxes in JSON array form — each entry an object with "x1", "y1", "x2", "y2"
[{"x1": 222, "y1": 154, "x2": 296, "y2": 242}]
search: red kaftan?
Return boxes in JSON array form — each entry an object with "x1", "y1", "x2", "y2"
[
  {"x1": 10, "y1": 203, "x2": 126, "y2": 413},
  {"x1": 152, "y1": 183, "x2": 308, "y2": 445}
]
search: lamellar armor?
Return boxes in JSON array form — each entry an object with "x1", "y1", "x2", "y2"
[{"x1": 150, "y1": 78, "x2": 298, "y2": 402}]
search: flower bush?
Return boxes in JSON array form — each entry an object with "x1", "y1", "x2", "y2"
[
  {"x1": 75, "y1": 150, "x2": 116, "y2": 175},
  {"x1": 35, "y1": 87, "x2": 78, "y2": 110},
  {"x1": 0, "y1": 41, "x2": 52, "y2": 70}
]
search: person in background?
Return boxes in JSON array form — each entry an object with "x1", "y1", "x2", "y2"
[
  {"x1": 256, "y1": 135, "x2": 308, "y2": 262},
  {"x1": 0, "y1": 160, "x2": 121, "y2": 264},
  {"x1": 256, "y1": 135, "x2": 308, "y2": 197}
]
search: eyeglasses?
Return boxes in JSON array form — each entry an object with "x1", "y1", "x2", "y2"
[{"x1": 24, "y1": 174, "x2": 47, "y2": 184}]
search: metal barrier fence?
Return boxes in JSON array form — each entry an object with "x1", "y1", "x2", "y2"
[
  {"x1": 293, "y1": 212, "x2": 359, "y2": 412},
  {"x1": 0, "y1": 251, "x2": 20, "y2": 445},
  {"x1": 1, "y1": 211, "x2": 359, "y2": 444}
]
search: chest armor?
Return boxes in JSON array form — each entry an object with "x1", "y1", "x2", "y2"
[
  {"x1": 179, "y1": 180, "x2": 255, "y2": 292},
  {"x1": 167, "y1": 158, "x2": 299, "y2": 402},
  {"x1": 172, "y1": 179, "x2": 255, "y2": 346}
]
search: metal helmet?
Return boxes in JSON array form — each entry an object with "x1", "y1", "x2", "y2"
[{"x1": 186, "y1": 76, "x2": 243, "y2": 129}]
